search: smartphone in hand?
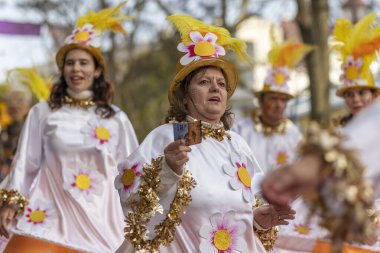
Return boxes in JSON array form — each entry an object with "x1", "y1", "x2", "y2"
[{"x1": 173, "y1": 121, "x2": 202, "y2": 146}]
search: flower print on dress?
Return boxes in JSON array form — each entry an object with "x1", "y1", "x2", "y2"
[
  {"x1": 264, "y1": 66, "x2": 290, "y2": 91},
  {"x1": 115, "y1": 161, "x2": 142, "y2": 201},
  {"x1": 81, "y1": 117, "x2": 117, "y2": 153},
  {"x1": 340, "y1": 55, "x2": 367, "y2": 87},
  {"x1": 17, "y1": 199, "x2": 57, "y2": 234},
  {"x1": 199, "y1": 211, "x2": 247, "y2": 253},
  {"x1": 177, "y1": 31, "x2": 226, "y2": 65},
  {"x1": 63, "y1": 163, "x2": 104, "y2": 202},
  {"x1": 64, "y1": 23, "x2": 101, "y2": 47},
  {"x1": 223, "y1": 152, "x2": 253, "y2": 203}
]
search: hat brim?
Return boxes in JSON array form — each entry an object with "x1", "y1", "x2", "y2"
[
  {"x1": 254, "y1": 90, "x2": 294, "y2": 99},
  {"x1": 168, "y1": 58, "x2": 238, "y2": 104},
  {"x1": 336, "y1": 85, "x2": 380, "y2": 97},
  {"x1": 56, "y1": 44, "x2": 106, "y2": 71}
]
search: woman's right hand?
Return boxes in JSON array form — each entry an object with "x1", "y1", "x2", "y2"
[
  {"x1": 164, "y1": 139, "x2": 192, "y2": 175},
  {"x1": 0, "y1": 205, "x2": 16, "y2": 238}
]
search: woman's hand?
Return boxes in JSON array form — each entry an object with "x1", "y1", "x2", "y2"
[
  {"x1": 253, "y1": 204, "x2": 295, "y2": 230},
  {"x1": 0, "y1": 205, "x2": 16, "y2": 238},
  {"x1": 164, "y1": 139, "x2": 192, "y2": 175}
]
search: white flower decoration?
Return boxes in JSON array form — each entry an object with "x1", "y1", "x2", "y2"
[
  {"x1": 177, "y1": 31, "x2": 226, "y2": 65},
  {"x1": 17, "y1": 199, "x2": 57, "y2": 234},
  {"x1": 264, "y1": 66, "x2": 291, "y2": 91},
  {"x1": 81, "y1": 117, "x2": 117, "y2": 153},
  {"x1": 115, "y1": 161, "x2": 142, "y2": 201},
  {"x1": 340, "y1": 55, "x2": 367, "y2": 87},
  {"x1": 64, "y1": 23, "x2": 101, "y2": 47},
  {"x1": 199, "y1": 211, "x2": 247, "y2": 253},
  {"x1": 63, "y1": 164, "x2": 105, "y2": 202},
  {"x1": 223, "y1": 152, "x2": 254, "y2": 203}
]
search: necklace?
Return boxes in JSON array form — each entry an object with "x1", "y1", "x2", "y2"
[{"x1": 63, "y1": 95, "x2": 95, "y2": 109}]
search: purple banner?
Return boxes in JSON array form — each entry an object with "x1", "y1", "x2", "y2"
[{"x1": 0, "y1": 20, "x2": 41, "y2": 36}]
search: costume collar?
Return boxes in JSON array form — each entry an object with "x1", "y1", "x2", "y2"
[
  {"x1": 63, "y1": 89, "x2": 94, "y2": 109},
  {"x1": 251, "y1": 113, "x2": 290, "y2": 136}
]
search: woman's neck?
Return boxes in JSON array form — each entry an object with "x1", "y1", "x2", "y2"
[{"x1": 66, "y1": 88, "x2": 94, "y2": 100}]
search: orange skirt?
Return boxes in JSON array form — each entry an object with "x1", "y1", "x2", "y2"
[
  {"x1": 312, "y1": 240, "x2": 380, "y2": 253},
  {"x1": 4, "y1": 234, "x2": 84, "y2": 253}
]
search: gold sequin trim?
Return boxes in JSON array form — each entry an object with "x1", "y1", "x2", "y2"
[
  {"x1": 251, "y1": 113, "x2": 291, "y2": 136},
  {"x1": 63, "y1": 95, "x2": 95, "y2": 109},
  {"x1": 300, "y1": 122, "x2": 376, "y2": 253},
  {"x1": 201, "y1": 125, "x2": 231, "y2": 141},
  {"x1": 0, "y1": 189, "x2": 28, "y2": 215},
  {"x1": 124, "y1": 156, "x2": 196, "y2": 252},
  {"x1": 253, "y1": 198, "x2": 278, "y2": 251}
]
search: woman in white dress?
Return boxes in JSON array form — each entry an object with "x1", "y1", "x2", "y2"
[
  {"x1": 115, "y1": 14, "x2": 295, "y2": 253},
  {"x1": 0, "y1": 3, "x2": 138, "y2": 253}
]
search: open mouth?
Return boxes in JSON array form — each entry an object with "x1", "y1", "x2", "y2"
[{"x1": 209, "y1": 96, "x2": 221, "y2": 102}]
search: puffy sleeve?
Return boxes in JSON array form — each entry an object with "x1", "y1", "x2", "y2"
[
  {"x1": 115, "y1": 124, "x2": 177, "y2": 215},
  {"x1": 113, "y1": 107, "x2": 139, "y2": 162},
  {"x1": 5, "y1": 102, "x2": 47, "y2": 198}
]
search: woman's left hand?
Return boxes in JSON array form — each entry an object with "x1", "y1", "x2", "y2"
[{"x1": 253, "y1": 204, "x2": 295, "y2": 230}]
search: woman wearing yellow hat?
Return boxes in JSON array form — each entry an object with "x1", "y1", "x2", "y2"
[
  {"x1": 115, "y1": 14, "x2": 295, "y2": 253},
  {"x1": 0, "y1": 3, "x2": 138, "y2": 253},
  {"x1": 334, "y1": 13, "x2": 380, "y2": 126}
]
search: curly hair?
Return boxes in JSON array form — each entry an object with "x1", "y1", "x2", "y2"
[
  {"x1": 164, "y1": 66, "x2": 234, "y2": 129},
  {"x1": 48, "y1": 53, "x2": 115, "y2": 119}
]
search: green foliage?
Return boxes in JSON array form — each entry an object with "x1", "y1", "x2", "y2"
[{"x1": 115, "y1": 33, "x2": 179, "y2": 141}]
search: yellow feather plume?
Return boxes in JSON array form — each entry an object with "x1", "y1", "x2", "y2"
[
  {"x1": 268, "y1": 25, "x2": 313, "y2": 68},
  {"x1": 332, "y1": 12, "x2": 380, "y2": 61},
  {"x1": 76, "y1": 1, "x2": 133, "y2": 34},
  {"x1": 8, "y1": 68, "x2": 51, "y2": 101},
  {"x1": 167, "y1": 14, "x2": 252, "y2": 63}
]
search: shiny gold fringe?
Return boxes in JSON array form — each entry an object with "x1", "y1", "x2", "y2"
[
  {"x1": 300, "y1": 122, "x2": 377, "y2": 253},
  {"x1": 201, "y1": 125, "x2": 231, "y2": 141},
  {"x1": 251, "y1": 113, "x2": 290, "y2": 136},
  {"x1": 62, "y1": 96, "x2": 94, "y2": 109},
  {"x1": 0, "y1": 189, "x2": 28, "y2": 215},
  {"x1": 253, "y1": 198, "x2": 278, "y2": 251},
  {"x1": 124, "y1": 156, "x2": 196, "y2": 252}
]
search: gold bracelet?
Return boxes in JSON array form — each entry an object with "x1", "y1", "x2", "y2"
[
  {"x1": 252, "y1": 198, "x2": 278, "y2": 251},
  {"x1": 0, "y1": 189, "x2": 28, "y2": 215},
  {"x1": 300, "y1": 122, "x2": 376, "y2": 253}
]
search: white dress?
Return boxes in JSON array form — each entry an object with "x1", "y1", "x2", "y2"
[
  {"x1": 3, "y1": 101, "x2": 138, "y2": 253},
  {"x1": 232, "y1": 117, "x2": 302, "y2": 174},
  {"x1": 115, "y1": 122, "x2": 267, "y2": 253}
]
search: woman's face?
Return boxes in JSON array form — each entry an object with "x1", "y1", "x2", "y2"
[
  {"x1": 63, "y1": 49, "x2": 101, "y2": 94},
  {"x1": 343, "y1": 88, "x2": 377, "y2": 115},
  {"x1": 185, "y1": 67, "x2": 228, "y2": 124}
]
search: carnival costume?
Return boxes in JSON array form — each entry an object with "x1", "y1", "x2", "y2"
[
  {"x1": 0, "y1": 3, "x2": 138, "y2": 253},
  {"x1": 115, "y1": 14, "x2": 275, "y2": 253}
]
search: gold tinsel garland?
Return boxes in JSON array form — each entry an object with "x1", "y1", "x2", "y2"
[
  {"x1": 63, "y1": 95, "x2": 95, "y2": 109},
  {"x1": 0, "y1": 189, "x2": 28, "y2": 215},
  {"x1": 201, "y1": 125, "x2": 231, "y2": 141},
  {"x1": 300, "y1": 122, "x2": 377, "y2": 253},
  {"x1": 252, "y1": 198, "x2": 278, "y2": 251},
  {"x1": 251, "y1": 113, "x2": 290, "y2": 136},
  {"x1": 124, "y1": 156, "x2": 196, "y2": 252}
]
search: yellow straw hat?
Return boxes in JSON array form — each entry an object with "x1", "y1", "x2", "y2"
[
  {"x1": 56, "y1": 1, "x2": 132, "y2": 71},
  {"x1": 166, "y1": 14, "x2": 251, "y2": 105},
  {"x1": 332, "y1": 13, "x2": 380, "y2": 97},
  {"x1": 255, "y1": 27, "x2": 313, "y2": 99}
]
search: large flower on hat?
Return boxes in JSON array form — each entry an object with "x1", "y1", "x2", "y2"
[
  {"x1": 264, "y1": 66, "x2": 290, "y2": 90},
  {"x1": 339, "y1": 55, "x2": 367, "y2": 87},
  {"x1": 65, "y1": 23, "x2": 101, "y2": 47},
  {"x1": 177, "y1": 31, "x2": 226, "y2": 65}
]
